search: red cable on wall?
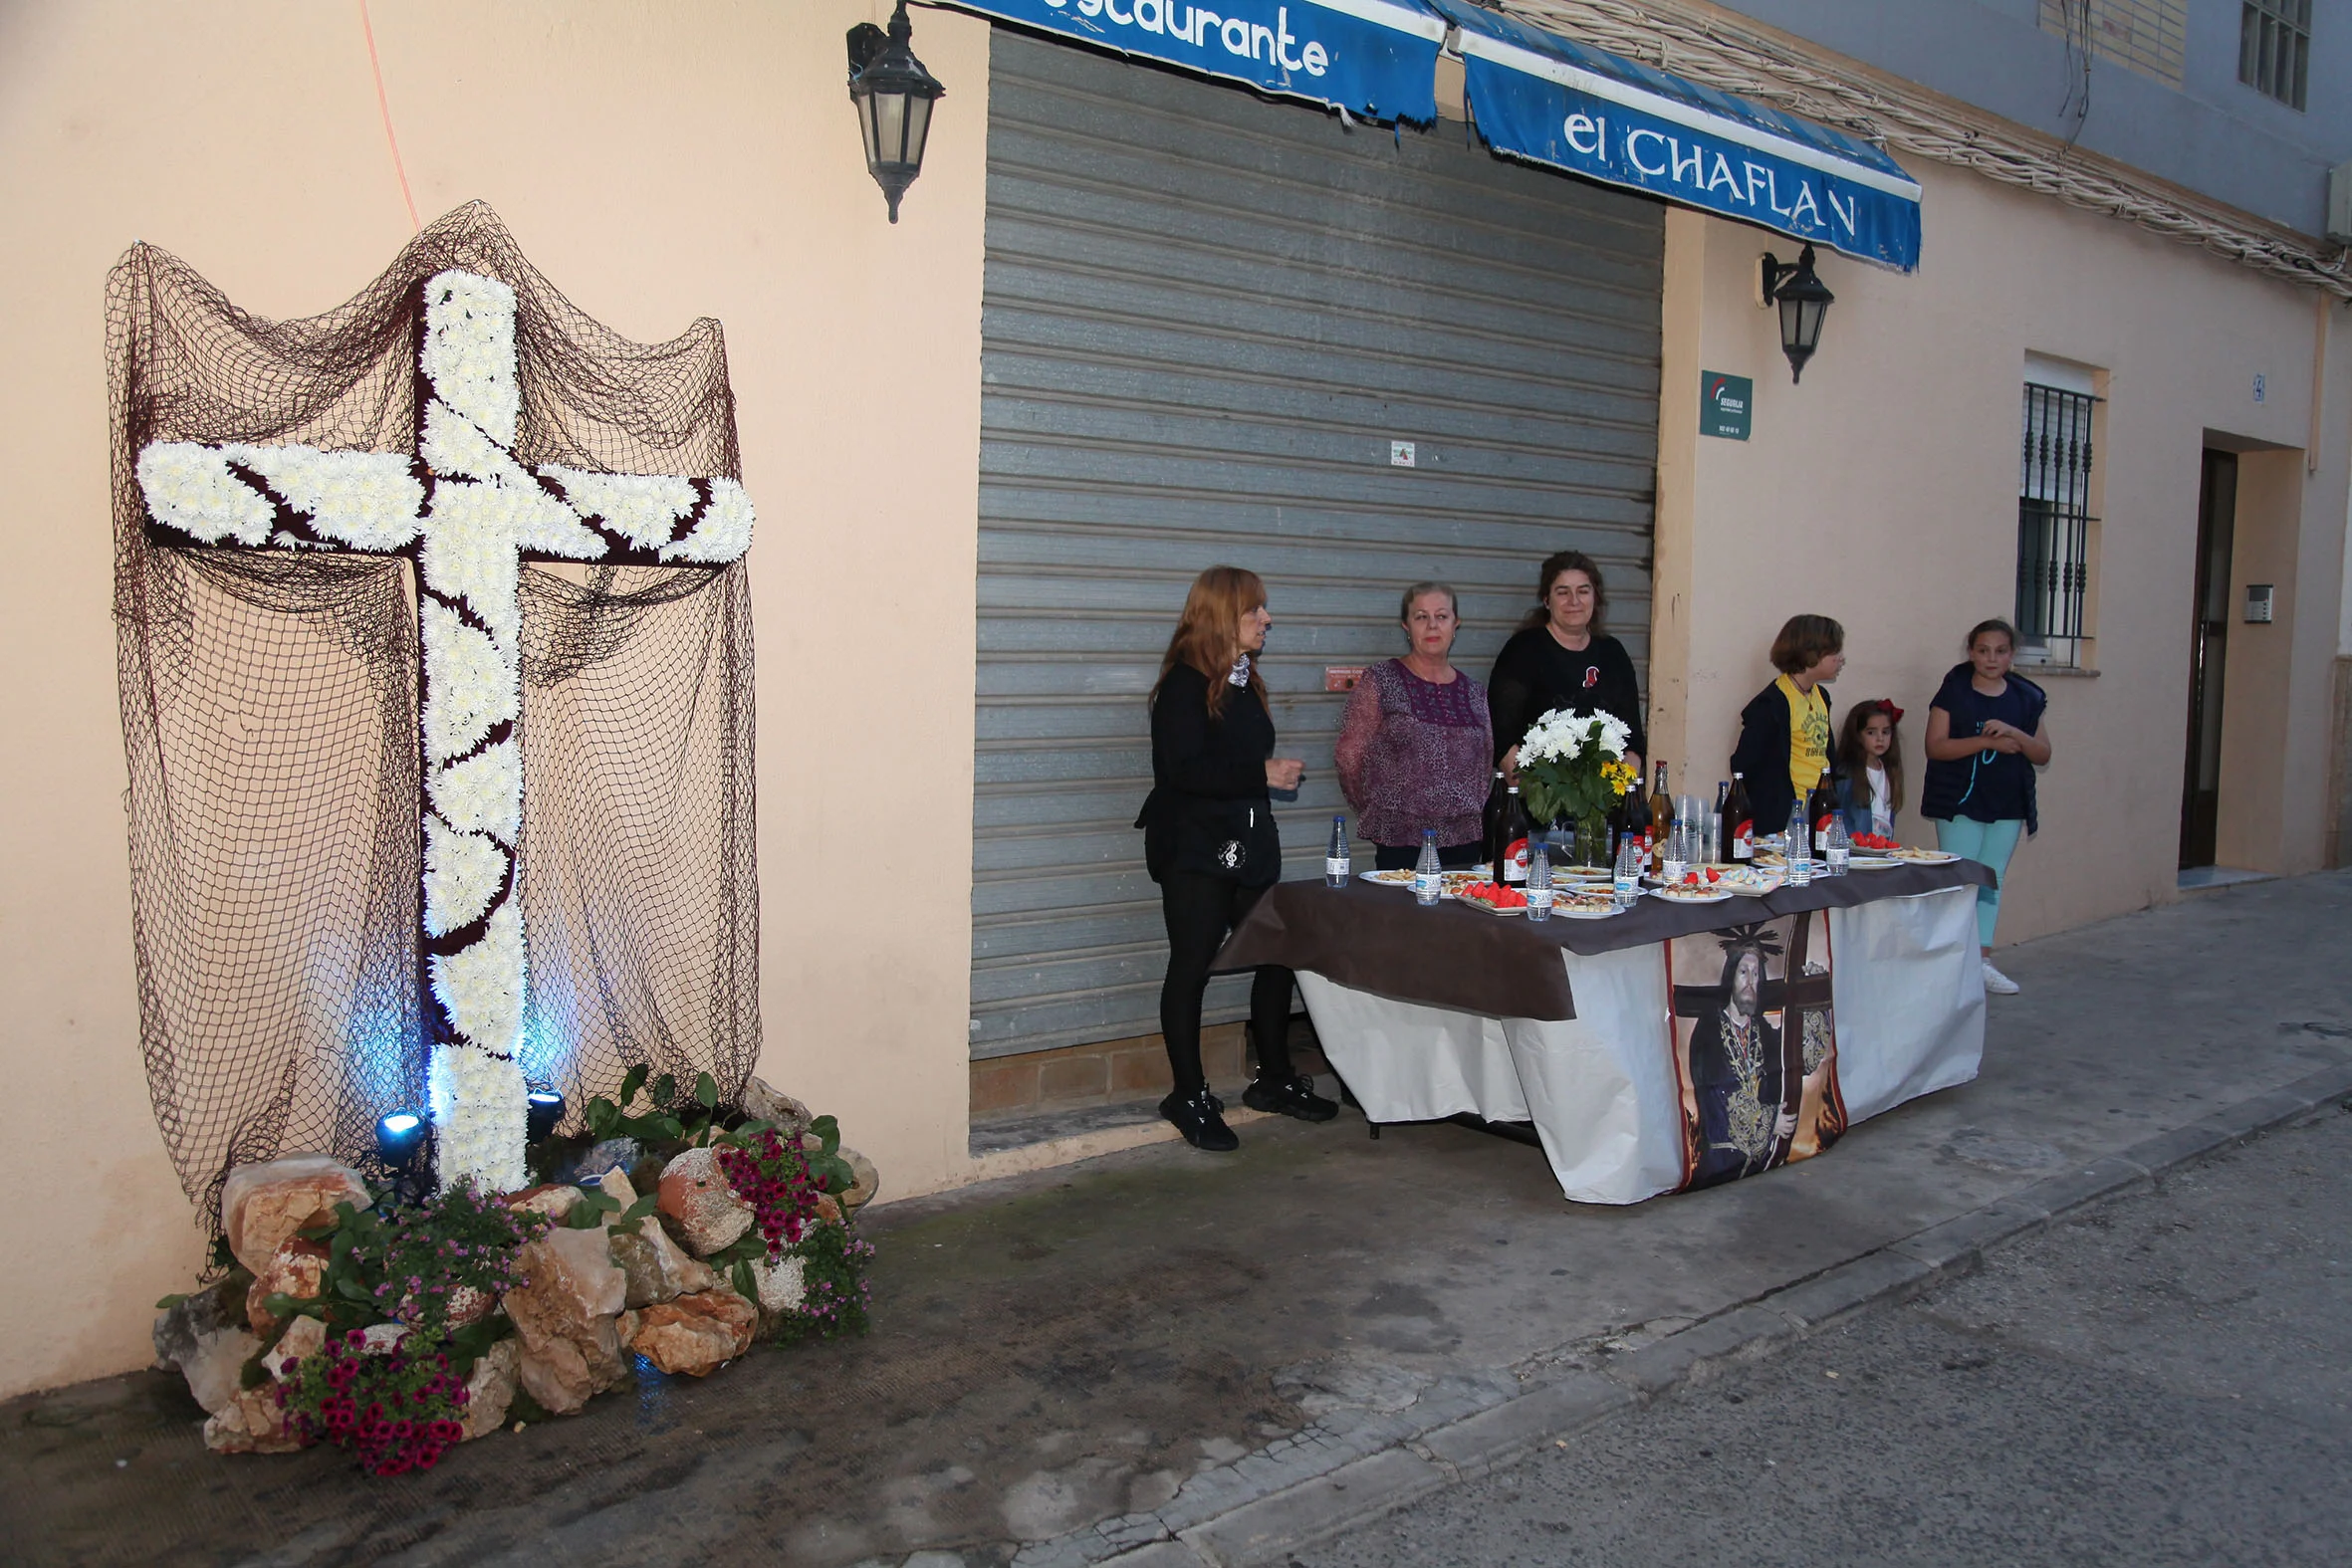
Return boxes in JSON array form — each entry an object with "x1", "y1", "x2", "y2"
[{"x1": 358, "y1": 0, "x2": 422, "y2": 234}]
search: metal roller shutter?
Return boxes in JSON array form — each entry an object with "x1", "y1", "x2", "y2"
[{"x1": 973, "y1": 27, "x2": 1664, "y2": 1060}]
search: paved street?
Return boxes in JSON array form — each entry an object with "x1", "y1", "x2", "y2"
[
  {"x1": 1305, "y1": 1102, "x2": 2352, "y2": 1568},
  {"x1": 3, "y1": 874, "x2": 2349, "y2": 1566}
]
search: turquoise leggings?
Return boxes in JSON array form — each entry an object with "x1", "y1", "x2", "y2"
[{"x1": 1934, "y1": 816, "x2": 2024, "y2": 949}]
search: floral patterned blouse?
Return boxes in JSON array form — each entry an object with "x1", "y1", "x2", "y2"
[{"x1": 1334, "y1": 659, "x2": 1493, "y2": 848}]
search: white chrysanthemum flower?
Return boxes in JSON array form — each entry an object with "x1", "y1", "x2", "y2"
[
  {"x1": 543, "y1": 465, "x2": 697, "y2": 550},
  {"x1": 508, "y1": 483, "x2": 602, "y2": 560},
  {"x1": 423, "y1": 815, "x2": 508, "y2": 936},
  {"x1": 226, "y1": 444, "x2": 423, "y2": 552},
  {"x1": 661, "y1": 478, "x2": 756, "y2": 563},
  {"x1": 136, "y1": 443, "x2": 274, "y2": 546},
  {"x1": 419, "y1": 485, "x2": 525, "y2": 644},
  {"x1": 431, "y1": 902, "x2": 526, "y2": 1052},
  {"x1": 429, "y1": 1042, "x2": 528, "y2": 1193},
  {"x1": 421, "y1": 271, "x2": 521, "y2": 446},
  {"x1": 429, "y1": 742, "x2": 521, "y2": 844},
  {"x1": 419, "y1": 398, "x2": 509, "y2": 483},
  {"x1": 420, "y1": 601, "x2": 517, "y2": 763}
]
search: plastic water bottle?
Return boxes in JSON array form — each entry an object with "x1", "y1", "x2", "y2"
[
  {"x1": 1825, "y1": 814, "x2": 1850, "y2": 877},
  {"x1": 1527, "y1": 838, "x2": 1553, "y2": 922},
  {"x1": 1414, "y1": 829, "x2": 1442, "y2": 906},
  {"x1": 1660, "y1": 808, "x2": 1687, "y2": 884},
  {"x1": 1613, "y1": 832, "x2": 1641, "y2": 909},
  {"x1": 1784, "y1": 801, "x2": 1814, "y2": 886},
  {"x1": 1325, "y1": 815, "x2": 1350, "y2": 888}
]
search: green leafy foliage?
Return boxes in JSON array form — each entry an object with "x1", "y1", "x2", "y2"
[
  {"x1": 580, "y1": 1064, "x2": 728, "y2": 1151},
  {"x1": 560, "y1": 1186, "x2": 660, "y2": 1236}
]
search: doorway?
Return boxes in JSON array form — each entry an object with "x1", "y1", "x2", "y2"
[{"x1": 2180, "y1": 450, "x2": 2236, "y2": 868}]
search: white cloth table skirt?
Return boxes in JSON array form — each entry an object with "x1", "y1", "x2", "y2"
[{"x1": 1295, "y1": 887, "x2": 1988, "y2": 1204}]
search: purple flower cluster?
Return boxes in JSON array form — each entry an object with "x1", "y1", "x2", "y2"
[
  {"x1": 715, "y1": 1130, "x2": 824, "y2": 1259},
  {"x1": 277, "y1": 1328, "x2": 471, "y2": 1475},
  {"x1": 370, "y1": 1180, "x2": 549, "y2": 1327},
  {"x1": 773, "y1": 1232, "x2": 877, "y2": 1344}
]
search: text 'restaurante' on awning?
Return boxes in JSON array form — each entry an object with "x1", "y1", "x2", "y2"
[{"x1": 938, "y1": 0, "x2": 1448, "y2": 124}]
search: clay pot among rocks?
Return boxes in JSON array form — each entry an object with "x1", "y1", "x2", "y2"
[{"x1": 837, "y1": 1148, "x2": 881, "y2": 1216}]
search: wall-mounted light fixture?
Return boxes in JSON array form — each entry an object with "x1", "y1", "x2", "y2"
[
  {"x1": 847, "y1": 2, "x2": 946, "y2": 224},
  {"x1": 1759, "y1": 245, "x2": 1834, "y2": 383}
]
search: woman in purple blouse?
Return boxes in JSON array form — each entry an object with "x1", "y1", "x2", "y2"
[{"x1": 1335, "y1": 582, "x2": 1494, "y2": 870}]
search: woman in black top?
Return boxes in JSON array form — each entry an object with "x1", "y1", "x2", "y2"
[
  {"x1": 1487, "y1": 551, "x2": 1646, "y2": 778},
  {"x1": 1136, "y1": 565, "x2": 1338, "y2": 1151}
]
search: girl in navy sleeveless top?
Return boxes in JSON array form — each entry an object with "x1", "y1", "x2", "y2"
[{"x1": 1921, "y1": 619, "x2": 2053, "y2": 995}]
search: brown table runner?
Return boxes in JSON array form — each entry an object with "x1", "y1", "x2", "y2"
[{"x1": 1210, "y1": 861, "x2": 1996, "y2": 1022}]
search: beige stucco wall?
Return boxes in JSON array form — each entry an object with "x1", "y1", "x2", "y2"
[
  {"x1": 1653, "y1": 159, "x2": 2352, "y2": 940},
  {"x1": 0, "y1": 0, "x2": 991, "y2": 1397}
]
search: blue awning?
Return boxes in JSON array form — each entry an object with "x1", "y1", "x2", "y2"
[
  {"x1": 1426, "y1": 0, "x2": 1921, "y2": 270},
  {"x1": 939, "y1": 0, "x2": 1448, "y2": 124},
  {"x1": 940, "y1": 0, "x2": 1920, "y2": 269}
]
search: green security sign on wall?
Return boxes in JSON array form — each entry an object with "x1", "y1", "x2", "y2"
[{"x1": 1701, "y1": 371, "x2": 1752, "y2": 440}]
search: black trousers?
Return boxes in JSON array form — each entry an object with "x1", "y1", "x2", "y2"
[
  {"x1": 1158, "y1": 872, "x2": 1295, "y2": 1097},
  {"x1": 1371, "y1": 839, "x2": 1483, "y2": 871}
]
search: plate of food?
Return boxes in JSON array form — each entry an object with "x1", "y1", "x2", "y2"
[
  {"x1": 1844, "y1": 854, "x2": 1902, "y2": 870},
  {"x1": 1650, "y1": 883, "x2": 1734, "y2": 905},
  {"x1": 1550, "y1": 892, "x2": 1624, "y2": 919},
  {"x1": 1456, "y1": 880, "x2": 1528, "y2": 916},
  {"x1": 1716, "y1": 865, "x2": 1780, "y2": 895},
  {"x1": 1357, "y1": 868, "x2": 1417, "y2": 887},
  {"x1": 1890, "y1": 847, "x2": 1960, "y2": 864}
]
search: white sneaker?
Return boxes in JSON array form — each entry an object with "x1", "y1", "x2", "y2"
[{"x1": 1981, "y1": 960, "x2": 2020, "y2": 996}]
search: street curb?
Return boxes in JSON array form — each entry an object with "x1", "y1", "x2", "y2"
[{"x1": 1067, "y1": 1060, "x2": 2352, "y2": 1568}]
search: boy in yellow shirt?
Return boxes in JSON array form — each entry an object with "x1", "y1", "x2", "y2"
[{"x1": 1730, "y1": 614, "x2": 1846, "y2": 840}]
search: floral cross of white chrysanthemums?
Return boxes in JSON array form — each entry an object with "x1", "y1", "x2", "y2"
[{"x1": 135, "y1": 271, "x2": 756, "y2": 1192}]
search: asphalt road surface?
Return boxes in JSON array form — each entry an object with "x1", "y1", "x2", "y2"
[{"x1": 1301, "y1": 1104, "x2": 2352, "y2": 1568}]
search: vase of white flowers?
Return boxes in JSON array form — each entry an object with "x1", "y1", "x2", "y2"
[{"x1": 1516, "y1": 709, "x2": 1639, "y2": 866}]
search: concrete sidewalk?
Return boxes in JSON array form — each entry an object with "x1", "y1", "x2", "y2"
[{"x1": 8, "y1": 873, "x2": 2351, "y2": 1567}]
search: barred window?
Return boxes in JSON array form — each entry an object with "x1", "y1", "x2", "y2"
[
  {"x1": 2239, "y1": 0, "x2": 2311, "y2": 110},
  {"x1": 2039, "y1": 0, "x2": 2188, "y2": 88},
  {"x1": 2016, "y1": 381, "x2": 2099, "y2": 667}
]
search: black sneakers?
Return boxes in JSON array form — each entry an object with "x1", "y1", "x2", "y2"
[
  {"x1": 1243, "y1": 1074, "x2": 1340, "y2": 1123},
  {"x1": 1160, "y1": 1087, "x2": 1239, "y2": 1152}
]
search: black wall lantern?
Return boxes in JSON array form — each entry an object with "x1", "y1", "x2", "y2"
[
  {"x1": 1759, "y1": 245, "x2": 1834, "y2": 383},
  {"x1": 847, "y1": 2, "x2": 946, "y2": 224}
]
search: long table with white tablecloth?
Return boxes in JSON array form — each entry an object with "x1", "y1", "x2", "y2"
[{"x1": 1212, "y1": 869, "x2": 1991, "y2": 1203}]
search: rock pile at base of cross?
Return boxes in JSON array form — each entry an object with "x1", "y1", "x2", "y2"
[{"x1": 151, "y1": 1077, "x2": 878, "y2": 1460}]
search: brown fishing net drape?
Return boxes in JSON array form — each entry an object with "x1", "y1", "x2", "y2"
[{"x1": 109, "y1": 203, "x2": 760, "y2": 1229}]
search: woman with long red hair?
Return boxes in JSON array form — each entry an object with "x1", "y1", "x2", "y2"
[{"x1": 1136, "y1": 565, "x2": 1337, "y2": 1150}]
